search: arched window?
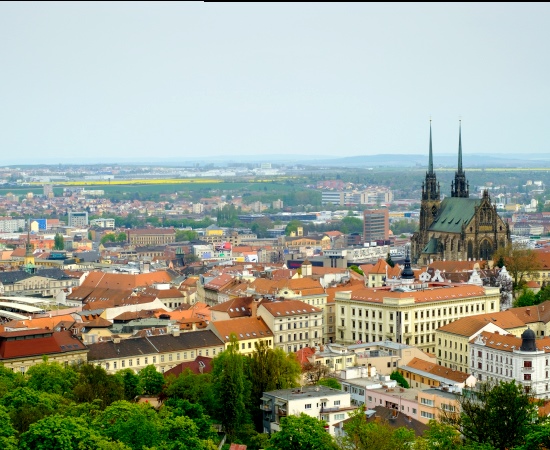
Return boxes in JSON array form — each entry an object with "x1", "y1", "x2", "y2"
[
  {"x1": 467, "y1": 241, "x2": 473, "y2": 260},
  {"x1": 480, "y1": 240, "x2": 493, "y2": 260}
]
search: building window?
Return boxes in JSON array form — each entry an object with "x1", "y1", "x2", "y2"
[
  {"x1": 305, "y1": 404, "x2": 312, "y2": 409},
  {"x1": 421, "y1": 411, "x2": 435, "y2": 419}
]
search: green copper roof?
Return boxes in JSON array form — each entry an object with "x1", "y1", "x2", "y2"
[
  {"x1": 422, "y1": 237, "x2": 440, "y2": 254},
  {"x1": 428, "y1": 197, "x2": 481, "y2": 233}
]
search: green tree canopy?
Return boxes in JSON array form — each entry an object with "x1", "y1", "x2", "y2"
[
  {"x1": 211, "y1": 335, "x2": 250, "y2": 439},
  {"x1": 316, "y1": 378, "x2": 342, "y2": 390},
  {"x1": 339, "y1": 407, "x2": 416, "y2": 450},
  {"x1": 138, "y1": 365, "x2": 165, "y2": 396},
  {"x1": 390, "y1": 371, "x2": 410, "y2": 389},
  {"x1": 267, "y1": 413, "x2": 339, "y2": 450},
  {"x1": 442, "y1": 380, "x2": 540, "y2": 450},
  {"x1": 53, "y1": 233, "x2": 64, "y2": 250},
  {"x1": 26, "y1": 360, "x2": 78, "y2": 396},
  {"x1": 93, "y1": 401, "x2": 161, "y2": 450},
  {"x1": 18, "y1": 414, "x2": 123, "y2": 450}
]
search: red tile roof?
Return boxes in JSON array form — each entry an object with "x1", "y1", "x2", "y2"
[{"x1": 0, "y1": 329, "x2": 87, "y2": 360}]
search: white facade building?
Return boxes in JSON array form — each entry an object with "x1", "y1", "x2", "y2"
[
  {"x1": 260, "y1": 385, "x2": 353, "y2": 435},
  {"x1": 470, "y1": 329, "x2": 550, "y2": 399}
]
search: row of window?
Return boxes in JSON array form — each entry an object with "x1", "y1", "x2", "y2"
[
  {"x1": 278, "y1": 332, "x2": 318, "y2": 343},
  {"x1": 103, "y1": 348, "x2": 222, "y2": 370},
  {"x1": 343, "y1": 302, "x2": 490, "y2": 320},
  {"x1": 278, "y1": 320, "x2": 319, "y2": 330}
]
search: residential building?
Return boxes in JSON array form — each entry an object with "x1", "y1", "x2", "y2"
[
  {"x1": 260, "y1": 385, "x2": 353, "y2": 435},
  {"x1": 470, "y1": 329, "x2": 550, "y2": 399},
  {"x1": 128, "y1": 228, "x2": 176, "y2": 246},
  {"x1": 90, "y1": 218, "x2": 116, "y2": 229},
  {"x1": 87, "y1": 329, "x2": 224, "y2": 374},
  {"x1": 208, "y1": 316, "x2": 274, "y2": 355},
  {"x1": 0, "y1": 329, "x2": 88, "y2": 373},
  {"x1": 257, "y1": 299, "x2": 323, "y2": 353},
  {"x1": 68, "y1": 211, "x2": 89, "y2": 227},
  {"x1": 0, "y1": 267, "x2": 80, "y2": 297},
  {"x1": 335, "y1": 282, "x2": 501, "y2": 352},
  {"x1": 436, "y1": 301, "x2": 550, "y2": 372},
  {"x1": 363, "y1": 209, "x2": 389, "y2": 243},
  {"x1": 397, "y1": 357, "x2": 476, "y2": 390}
]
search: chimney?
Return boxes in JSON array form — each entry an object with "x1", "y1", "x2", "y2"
[
  {"x1": 250, "y1": 298, "x2": 259, "y2": 317},
  {"x1": 172, "y1": 327, "x2": 181, "y2": 337},
  {"x1": 526, "y1": 308, "x2": 530, "y2": 316}
]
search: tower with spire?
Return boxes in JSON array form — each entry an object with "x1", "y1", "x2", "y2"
[
  {"x1": 451, "y1": 120, "x2": 469, "y2": 198},
  {"x1": 412, "y1": 121, "x2": 441, "y2": 262},
  {"x1": 23, "y1": 218, "x2": 35, "y2": 271}
]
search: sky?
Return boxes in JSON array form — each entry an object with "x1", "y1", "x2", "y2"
[{"x1": 0, "y1": 2, "x2": 549, "y2": 164}]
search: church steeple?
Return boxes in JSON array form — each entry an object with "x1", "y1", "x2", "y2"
[
  {"x1": 451, "y1": 120, "x2": 469, "y2": 198},
  {"x1": 23, "y1": 217, "x2": 35, "y2": 270},
  {"x1": 422, "y1": 120, "x2": 440, "y2": 201}
]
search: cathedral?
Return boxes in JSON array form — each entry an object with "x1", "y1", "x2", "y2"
[{"x1": 411, "y1": 122, "x2": 510, "y2": 265}]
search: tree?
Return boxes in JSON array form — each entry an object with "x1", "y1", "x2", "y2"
[
  {"x1": 350, "y1": 265, "x2": 364, "y2": 276},
  {"x1": 248, "y1": 341, "x2": 301, "y2": 429},
  {"x1": 302, "y1": 361, "x2": 330, "y2": 385},
  {"x1": 93, "y1": 401, "x2": 161, "y2": 450},
  {"x1": 211, "y1": 334, "x2": 250, "y2": 439},
  {"x1": 0, "y1": 405, "x2": 17, "y2": 450},
  {"x1": 138, "y1": 365, "x2": 165, "y2": 396},
  {"x1": 513, "y1": 288, "x2": 538, "y2": 308},
  {"x1": 116, "y1": 232, "x2": 127, "y2": 242},
  {"x1": 0, "y1": 387, "x2": 66, "y2": 433},
  {"x1": 53, "y1": 233, "x2": 64, "y2": 250},
  {"x1": 386, "y1": 252, "x2": 395, "y2": 268},
  {"x1": 441, "y1": 380, "x2": 540, "y2": 450},
  {"x1": 492, "y1": 243, "x2": 541, "y2": 290},
  {"x1": 176, "y1": 229, "x2": 198, "y2": 242},
  {"x1": 72, "y1": 364, "x2": 124, "y2": 407},
  {"x1": 162, "y1": 398, "x2": 218, "y2": 443},
  {"x1": 414, "y1": 420, "x2": 461, "y2": 450},
  {"x1": 100, "y1": 233, "x2": 117, "y2": 245},
  {"x1": 163, "y1": 369, "x2": 216, "y2": 411},
  {"x1": 317, "y1": 378, "x2": 341, "y2": 390},
  {"x1": 160, "y1": 415, "x2": 217, "y2": 450},
  {"x1": 18, "y1": 414, "x2": 124, "y2": 450},
  {"x1": 267, "y1": 413, "x2": 339, "y2": 450},
  {"x1": 285, "y1": 220, "x2": 305, "y2": 236},
  {"x1": 115, "y1": 369, "x2": 142, "y2": 401},
  {"x1": 26, "y1": 359, "x2": 78, "y2": 396},
  {"x1": 390, "y1": 371, "x2": 410, "y2": 389},
  {"x1": 338, "y1": 408, "x2": 416, "y2": 450},
  {"x1": 341, "y1": 216, "x2": 363, "y2": 234}
]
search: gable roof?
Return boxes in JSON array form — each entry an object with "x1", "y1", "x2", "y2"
[
  {"x1": 438, "y1": 310, "x2": 526, "y2": 337},
  {"x1": 0, "y1": 329, "x2": 87, "y2": 360},
  {"x1": 79, "y1": 271, "x2": 173, "y2": 290},
  {"x1": 209, "y1": 316, "x2": 273, "y2": 343},
  {"x1": 429, "y1": 197, "x2": 481, "y2": 233},
  {"x1": 405, "y1": 357, "x2": 471, "y2": 383},
  {"x1": 259, "y1": 300, "x2": 322, "y2": 317},
  {"x1": 163, "y1": 356, "x2": 214, "y2": 377}
]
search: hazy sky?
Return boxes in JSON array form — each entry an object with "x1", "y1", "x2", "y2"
[{"x1": 1, "y1": 2, "x2": 549, "y2": 164}]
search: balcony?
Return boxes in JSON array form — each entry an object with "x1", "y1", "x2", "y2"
[{"x1": 521, "y1": 366, "x2": 535, "y2": 373}]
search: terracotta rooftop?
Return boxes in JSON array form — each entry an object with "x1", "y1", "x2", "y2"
[
  {"x1": 209, "y1": 316, "x2": 273, "y2": 343},
  {"x1": 259, "y1": 299, "x2": 322, "y2": 317},
  {"x1": 438, "y1": 310, "x2": 526, "y2": 337},
  {"x1": 0, "y1": 329, "x2": 87, "y2": 360},
  {"x1": 405, "y1": 357, "x2": 471, "y2": 383},
  {"x1": 79, "y1": 271, "x2": 173, "y2": 290},
  {"x1": 163, "y1": 356, "x2": 213, "y2": 377},
  {"x1": 342, "y1": 284, "x2": 486, "y2": 304}
]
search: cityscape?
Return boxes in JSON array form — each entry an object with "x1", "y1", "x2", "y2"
[{"x1": 2, "y1": 3, "x2": 550, "y2": 450}]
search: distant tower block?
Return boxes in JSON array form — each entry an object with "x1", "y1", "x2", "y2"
[{"x1": 43, "y1": 184, "x2": 54, "y2": 198}]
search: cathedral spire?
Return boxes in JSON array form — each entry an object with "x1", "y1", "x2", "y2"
[
  {"x1": 428, "y1": 119, "x2": 433, "y2": 175},
  {"x1": 422, "y1": 120, "x2": 439, "y2": 202},
  {"x1": 451, "y1": 119, "x2": 469, "y2": 198},
  {"x1": 458, "y1": 119, "x2": 463, "y2": 173}
]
